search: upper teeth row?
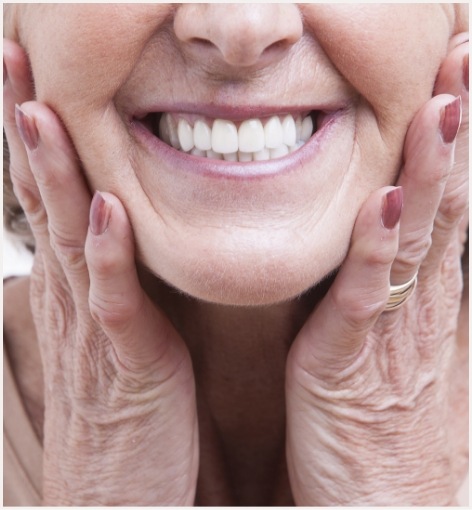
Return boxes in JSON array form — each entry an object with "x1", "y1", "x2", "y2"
[{"x1": 158, "y1": 113, "x2": 314, "y2": 161}]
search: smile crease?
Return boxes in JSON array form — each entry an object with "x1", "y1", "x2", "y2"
[{"x1": 142, "y1": 111, "x2": 319, "y2": 162}]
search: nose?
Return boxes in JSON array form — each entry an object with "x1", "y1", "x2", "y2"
[{"x1": 174, "y1": 4, "x2": 303, "y2": 69}]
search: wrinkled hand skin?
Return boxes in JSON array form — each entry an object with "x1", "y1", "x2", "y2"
[
  {"x1": 3, "y1": 28, "x2": 468, "y2": 506},
  {"x1": 4, "y1": 40, "x2": 199, "y2": 505},
  {"x1": 285, "y1": 36, "x2": 469, "y2": 505}
]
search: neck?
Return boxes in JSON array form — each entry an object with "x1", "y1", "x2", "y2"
[
  {"x1": 139, "y1": 266, "x2": 327, "y2": 381},
  {"x1": 139, "y1": 267, "x2": 330, "y2": 504}
]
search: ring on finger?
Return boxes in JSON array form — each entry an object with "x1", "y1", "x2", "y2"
[{"x1": 385, "y1": 272, "x2": 418, "y2": 311}]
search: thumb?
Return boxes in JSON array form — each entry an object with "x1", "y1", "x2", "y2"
[
  {"x1": 85, "y1": 192, "x2": 189, "y2": 377},
  {"x1": 289, "y1": 187, "x2": 401, "y2": 378}
]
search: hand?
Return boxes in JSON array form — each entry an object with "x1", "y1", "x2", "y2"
[
  {"x1": 4, "y1": 40, "x2": 198, "y2": 505},
  {"x1": 285, "y1": 35, "x2": 468, "y2": 505}
]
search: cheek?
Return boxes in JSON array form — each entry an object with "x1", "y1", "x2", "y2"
[
  {"x1": 24, "y1": 5, "x2": 171, "y2": 113},
  {"x1": 302, "y1": 5, "x2": 450, "y2": 126}
]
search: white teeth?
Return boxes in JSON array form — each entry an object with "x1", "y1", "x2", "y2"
[
  {"x1": 158, "y1": 112, "x2": 315, "y2": 162},
  {"x1": 178, "y1": 119, "x2": 194, "y2": 152},
  {"x1": 253, "y1": 148, "x2": 270, "y2": 161},
  {"x1": 301, "y1": 116, "x2": 313, "y2": 142},
  {"x1": 238, "y1": 119, "x2": 265, "y2": 152},
  {"x1": 159, "y1": 115, "x2": 181, "y2": 149},
  {"x1": 269, "y1": 144, "x2": 289, "y2": 159},
  {"x1": 191, "y1": 148, "x2": 206, "y2": 157},
  {"x1": 282, "y1": 115, "x2": 296, "y2": 147},
  {"x1": 212, "y1": 119, "x2": 238, "y2": 154},
  {"x1": 223, "y1": 152, "x2": 238, "y2": 161},
  {"x1": 206, "y1": 149, "x2": 223, "y2": 160},
  {"x1": 194, "y1": 120, "x2": 212, "y2": 151},
  {"x1": 159, "y1": 115, "x2": 171, "y2": 145},
  {"x1": 264, "y1": 116, "x2": 284, "y2": 149},
  {"x1": 238, "y1": 151, "x2": 252, "y2": 162}
]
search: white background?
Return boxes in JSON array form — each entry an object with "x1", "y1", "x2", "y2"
[{"x1": 3, "y1": 231, "x2": 34, "y2": 278}]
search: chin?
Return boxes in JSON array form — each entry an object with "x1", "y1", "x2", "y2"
[{"x1": 137, "y1": 231, "x2": 347, "y2": 307}]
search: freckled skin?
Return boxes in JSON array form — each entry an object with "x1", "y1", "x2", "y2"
[{"x1": 12, "y1": 4, "x2": 455, "y2": 305}]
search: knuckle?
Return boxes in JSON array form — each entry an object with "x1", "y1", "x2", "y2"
[
  {"x1": 35, "y1": 279, "x2": 76, "y2": 341},
  {"x1": 89, "y1": 293, "x2": 141, "y2": 333},
  {"x1": 351, "y1": 239, "x2": 396, "y2": 270},
  {"x1": 437, "y1": 186, "x2": 469, "y2": 226},
  {"x1": 10, "y1": 177, "x2": 42, "y2": 215},
  {"x1": 364, "y1": 245, "x2": 395, "y2": 267},
  {"x1": 86, "y1": 238, "x2": 129, "y2": 280},
  {"x1": 27, "y1": 200, "x2": 48, "y2": 229},
  {"x1": 49, "y1": 225, "x2": 85, "y2": 271},
  {"x1": 90, "y1": 250, "x2": 123, "y2": 277},
  {"x1": 331, "y1": 285, "x2": 386, "y2": 326},
  {"x1": 397, "y1": 231, "x2": 432, "y2": 267}
]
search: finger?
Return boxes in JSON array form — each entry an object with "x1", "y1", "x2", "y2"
[
  {"x1": 434, "y1": 34, "x2": 468, "y2": 185},
  {"x1": 425, "y1": 137, "x2": 468, "y2": 274},
  {"x1": 85, "y1": 192, "x2": 190, "y2": 377},
  {"x1": 4, "y1": 41, "x2": 61, "y2": 277},
  {"x1": 430, "y1": 36, "x2": 469, "y2": 264},
  {"x1": 289, "y1": 186, "x2": 401, "y2": 377},
  {"x1": 389, "y1": 94, "x2": 460, "y2": 285},
  {"x1": 3, "y1": 39, "x2": 34, "y2": 134},
  {"x1": 16, "y1": 101, "x2": 92, "y2": 300},
  {"x1": 4, "y1": 39, "x2": 39, "y2": 210},
  {"x1": 434, "y1": 33, "x2": 468, "y2": 99}
]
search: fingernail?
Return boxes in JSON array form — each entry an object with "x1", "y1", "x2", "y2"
[
  {"x1": 463, "y1": 54, "x2": 468, "y2": 92},
  {"x1": 439, "y1": 96, "x2": 462, "y2": 144},
  {"x1": 381, "y1": 187, "x2": 403, "y2": 230},
  {"x1": 15, "y1": 104, "x2": 39, "y2": 151},
  {"x1": 90, "y1": 191, "x2": 111, "y2": 236}
]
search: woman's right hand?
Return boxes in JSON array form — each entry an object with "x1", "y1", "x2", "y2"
[{"x1": 4, "y1": 40, "x2": 198, "y2": 505}]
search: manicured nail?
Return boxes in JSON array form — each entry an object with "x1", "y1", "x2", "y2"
[
  {"x1": 15, "y1": 104, "x2": 39, "y2": 151},
  {"x1": 381, "y1": 187, "x2": 403, "y2": 230},
  {"x1": 90, "y1": 191, "x2": 111, "y2": 236},
  {"x1": 439, "y1": 96, "x2": 462, "y2": 144},
  {"x1": 463, "y1": 54, "x2": 468, "y2": 92}
]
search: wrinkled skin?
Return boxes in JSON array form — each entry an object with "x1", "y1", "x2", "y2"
[{"x1": 3, "y1": 4, "x2": 468, "y2": 505}]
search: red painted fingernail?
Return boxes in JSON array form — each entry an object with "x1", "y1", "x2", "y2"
[
  {"x1": 90, "y1": 191, "x2": 111, "y2": 236},
  {"x1": 381, "y1": 187, "x2": 403, "y2": 230},
  {"x1": 439, "y1": 96, "x2": 462, "y2": 144},
  {"x1": 15, "y1": 104, "x2": 39, "y2": 151},
  {"x1": 463, "y1": 54, "x2": 468, "y2": 92}
]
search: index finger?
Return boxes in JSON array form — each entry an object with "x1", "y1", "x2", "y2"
[
  {"x1": 4, "y1": 39, "x2": 37, "y2": 196},
  {"x1": 17, "y1": 101, "x2": 92, "y2": 301}
]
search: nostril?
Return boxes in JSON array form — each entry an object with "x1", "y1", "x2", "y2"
[
  {"x1": 174, "y1": 4, "x2": 303, "y2": 70},
  {"x1": 192, "y1": 38, "x2": 216, "y2": 49},
  {"x1": 261, "y1": 39, "x2": 294, "y2": 61},
  {"x1": 265, "y1": 40, "x2": 288, "y2": 53}
]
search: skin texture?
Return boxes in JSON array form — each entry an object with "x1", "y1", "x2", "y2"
[
  {"x1": 8, "y1": 4, "x2": 460, "y2": 305},
  {"x1": 3, "y1": 4, "x2": 469, "y2": 506}
]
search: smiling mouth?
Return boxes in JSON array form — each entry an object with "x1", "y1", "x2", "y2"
[{"x1": 137, "y1": 110, "x2": 324, "y2": 162}]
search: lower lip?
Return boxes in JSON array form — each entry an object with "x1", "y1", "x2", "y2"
[{"x1": 130, "y1": 110, "x2": 346, "y2": 180}]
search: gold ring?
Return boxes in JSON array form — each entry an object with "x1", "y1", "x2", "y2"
[{"x1": 385, "y1": 273, "x2": 418, "y2": 311}]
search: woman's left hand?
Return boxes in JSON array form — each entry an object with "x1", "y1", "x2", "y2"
[{"x1": 285, "y1": 36, "x2": 468, "y2": 506}]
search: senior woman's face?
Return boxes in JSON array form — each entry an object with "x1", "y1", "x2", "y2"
[{"x1": 15, "y1": 4, "x2": 454, "y2": 305}]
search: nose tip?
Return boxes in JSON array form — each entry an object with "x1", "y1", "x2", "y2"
[{"x1": 174, "y1": 4, "x2": 303, "y2": 69}]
